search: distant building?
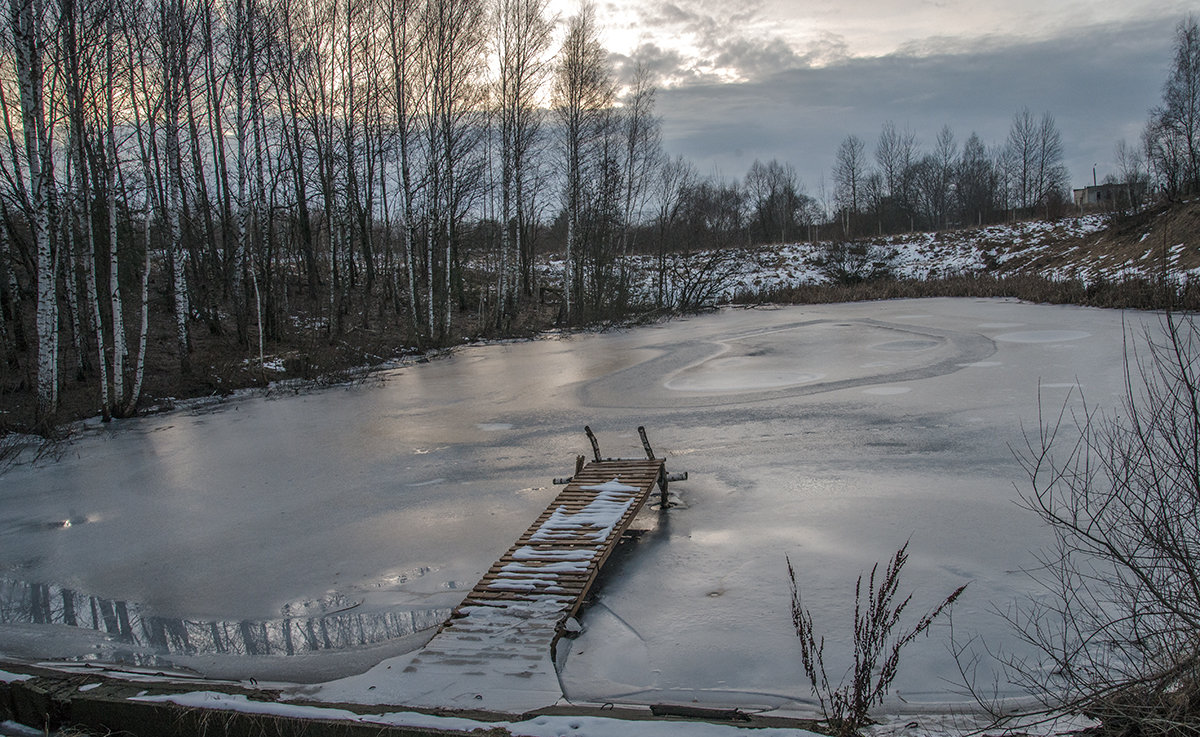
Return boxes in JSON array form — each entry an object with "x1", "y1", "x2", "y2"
[{"x1": 1073, "y1": 182, "x2": 1146, "y2": 209}]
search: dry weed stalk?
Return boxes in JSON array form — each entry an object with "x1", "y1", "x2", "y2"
[{"x1": 788, "y1": 542, "x2": 967, "y2": 736}]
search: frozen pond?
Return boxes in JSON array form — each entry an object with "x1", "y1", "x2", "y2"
[{"x1": 0, "y1": 298, "x2": 1148, "y2": 711}]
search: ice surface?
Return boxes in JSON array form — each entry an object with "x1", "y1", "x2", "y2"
[{"x1": 0, "y1": 298, "x2": 1154, "y2": 716}]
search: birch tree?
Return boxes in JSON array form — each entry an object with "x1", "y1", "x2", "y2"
[
  {"x1": 493, "y1": 0, "x2": 552, "y2": 322},
  {"x1": 420, "y1": 0, "x2": 487, "y2": 340},
  {"x1": 617, "y1": 64, "x2": 658, "y2": 296},
  {"x1": 156, "y1": 0, "x2": 193, "y2": 373},
  {"x1": 383, "y1": 0, "x2": 422, "y2": 335},
  {"x1": 60, "y1": 0, "x2": 111, "y2": 418},
  {"x1": 553, "y1": 2, "x2": 612, "y2": 323},
  {"x1": 104, "y1": 2, "x2": 127, "y2": 414},
  {"x1": 8, "y1": 0, "x2": 58, "y2": 419}
]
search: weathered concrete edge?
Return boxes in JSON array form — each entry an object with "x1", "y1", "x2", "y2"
[
  {"x1": 0, "y1": 664, "x2": 481, "y2": 737},
  {"x1": 0, "y1": 661, "x2": 823, "y2": 736}
]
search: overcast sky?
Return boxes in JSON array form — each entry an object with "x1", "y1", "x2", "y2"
[{"x1": 547, "y1": 0, "x2": 1194, "y2": 200}]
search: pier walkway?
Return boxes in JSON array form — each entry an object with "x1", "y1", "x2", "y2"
[{"x1": 387, "y1": 428, "x2": 680, "y2": 710}]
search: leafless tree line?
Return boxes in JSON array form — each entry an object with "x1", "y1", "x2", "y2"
[
  {"x1": 0, "y1": 0, "x2": 678, "y2": 426},
  {"x1": 831, "y1": 111, "x2": 1070, "y2": 238}
]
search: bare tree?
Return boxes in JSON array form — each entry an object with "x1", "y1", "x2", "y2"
[
  {"x1": 651, "y1": 153, "x2": 693, "y2": 308},
  {"x1": 1114, "y1": 138, "x2": 1149, "y2": 212},
  {"x1": 420, "y1": 0, "x2": 488, "y2": 340},
  {"x1": 744, "y1": 159, "x2": 808, "y2": 245},
  {"x1": 1006, "y1": 108, "x2": 1038, "y2": 210},
  {"x1": 925, "y1": 124, "x2": 956, "y2": 229},
  {"x1": 381, "y1": 0, "x2": 423, "y2": 337},
  {"x1": 832, "y1": 133, "x2": 865, "y2": 235},
  {"x1": 230, "y1": 0, "x2": 265, "y2": 347},
  {"x1": 553, "y1": 1, "x2": 612, "y2": 323},
  {"x1": 998, "y1": 314, "x2": 1200, "y2": 734},
  {"x1": 60, "y1": 0, "x2": 111, "y2": 418},
  {"x1": 873, "y1": 120, "x2": 918, "y2": 231},
  {"x1": 1006, "y1": 108, "x2": 1067, "y2": 214},
  {"x1": 104, "y1": 0, "x2": 127, "y2": 415},
  {"x1": 956, "y1": 132, "x2": 998, "y2": 226},
  {"x1": 493, "y1": 0, "x2": 552, "y2": 323},
  {"x1": 617, "y1": 63, "x2": 659, "y2": 295},
  {"x1": 155, "y1": 0, "x2": 194, "y2": 373},
  {"x1": 1148, "y1": 15, "x2": 1200, "y2": 196}
]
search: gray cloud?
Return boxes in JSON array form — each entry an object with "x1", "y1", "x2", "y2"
[
  {"x1": 610, "y1": 0, "x2": 795, "y2": 84},
  {"x1": 710, "y1": 36, "x2": 804, "y2": 77},
  {"x1": 610, "y1": 43, "x2": 700, "y2": 86},
  {"x1": 654, "y1": 19, "x2": 1175, "y2": 193}
]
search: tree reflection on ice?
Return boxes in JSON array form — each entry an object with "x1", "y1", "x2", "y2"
[{"x1": 0, "y1": 578, "x2": 448, "y2": 659}]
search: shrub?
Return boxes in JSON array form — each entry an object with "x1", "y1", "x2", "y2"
[{"x1": 1000, "y1": 313, "x2": 1200, "y2": 735}]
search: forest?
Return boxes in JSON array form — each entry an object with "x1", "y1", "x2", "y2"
[{"x1": 1, "y1": 0, "x2": 1197, "y2": 432}]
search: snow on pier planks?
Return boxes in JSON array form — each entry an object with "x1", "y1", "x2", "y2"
[
  {"x1": 391, "y1": 458, "x2": 667, "y2": 710},
  {"x1": 458, "y1": 458, "x2": 666, "y2": 617}
]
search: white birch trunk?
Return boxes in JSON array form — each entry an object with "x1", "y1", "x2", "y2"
[
  {"x1": 10, "y1": 0, "x2": 58, "y2": 418},
  {"x1": 388, "y1": 0, "x2": 421, "y2": 337},
  {"x1": 108, "y1": 125, "x2": 125, "y2": 407},
  {"x1": 125, "y1": 192, "x2": 151, "y2": 415},
  {"x1": 75, "y1": 129, "x2": 111, "y2": 420},
  {"x1": 164, "y1": 0, "x2": 189, "y2": 372},
  {"x1": 81, "y1": 181, "x2": 110, "y2": 420},
  {"x1": 61, "y1": 184, "x2": 86, "y2": 377},
  {"x1": 426, "y1": 211, "x2": 434, "y2": 336}
]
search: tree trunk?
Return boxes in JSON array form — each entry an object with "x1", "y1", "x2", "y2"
[
  {"x1": 107, "y1": 14, "x2": 125, "y2": 411},
  {"x1": 10, "y1": 0, "x2": 58, "y2": 420}
]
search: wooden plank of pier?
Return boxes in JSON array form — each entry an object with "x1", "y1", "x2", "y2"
[{"x1": 456, "y1": 457, "x2": 665, "y2": 619}]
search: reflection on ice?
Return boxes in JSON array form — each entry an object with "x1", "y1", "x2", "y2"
[{"x1": 0, "y1": 578, "x2": 448, "y2": 660}]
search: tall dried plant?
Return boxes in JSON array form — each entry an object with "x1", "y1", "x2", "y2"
[{"x1": 789, "y1": 542, "x2": 967, "y2": 736}]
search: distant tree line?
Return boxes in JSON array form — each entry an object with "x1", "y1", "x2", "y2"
[{"x1": 827, "y1": 111, "x2": 1070, "y2": 239}]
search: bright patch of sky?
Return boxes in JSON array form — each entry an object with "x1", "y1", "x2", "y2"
[{"x1": 550, "y1": 0, "x2": 1191, "y2": 86}]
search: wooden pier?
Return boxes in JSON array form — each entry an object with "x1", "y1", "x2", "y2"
[
  {"x1": 392, "y1": 428, "x2": 684, "y2": 710},
  {"x1": 456, "y1": 456, "x2": 666, "y2": 616}
]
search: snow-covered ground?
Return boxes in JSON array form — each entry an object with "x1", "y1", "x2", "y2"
[
  {"x1": 539, "y1": 214, "x2": 1192, "y2": 305},
  {"x1": 0, "y1": 298, "x2": 1155, "y2": 727}
]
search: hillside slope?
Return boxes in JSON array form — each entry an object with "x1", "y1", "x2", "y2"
[{"x1": 732, "y1": 200, "x2": 1200, "y2": 295}]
